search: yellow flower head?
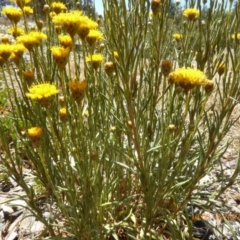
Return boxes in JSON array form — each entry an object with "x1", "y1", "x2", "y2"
[
  {"x1": 51, "y1": 46, "x2": 70, "y2": 70},
  {"x1": 113, "y1": 51, "x2": 119, "y2": 59},
  {"x1": 85, "y1": 53, "x2": 104, "y2": 69},
  {"x1": 87, "y1": 18, "x2": 99, "y2": 29},
  {"x1": 86, "y1": 29, "x2": 104, "y2": 46},
  {"x1": 68, "y1": 80, "x2": 87, "y2": 103},
  {"x1": 51, "y1": 2, "x2": 67, "y2": 14},
  {"x1": 169, "y1": 67, "x2": 209, "y2": 91},
  {"x1": 0, "y1": 44, "x2": 13, "y2": 61},
  {"x1": 77, "y1": 22, "x2": 90, "y2": 40},
  {"x1": 17, "y1": 31, "x2": 47, "y2": 51},
  {"x1": 10, "y1": 44, "x2": 25, "y2": 65},
  {"x1": 77, "y1": 16, "x2": 98, "y2": 40},
  {"x1": 28, "y1": 126, "x2": 43, "y2": 147},
  {"x1": 1, "y1": 6, "x2": 23, "y2": 24},
  {"x1": 10, "y1": 53, "x2": 20, "y2": 65},
  {"x1": 58, "y1": 35, "x2": 73, "y2": 49},
  {"x1": 11, "y1": 42, "x2": 27, "y2": 58},
  {"x1": 23, "y1": 6, "x2": 33, "y2": 17},
  {"x1": 11, "y1": 0, "x2": 31, "y2": 9},
  {"x1": 28, "y1": 126, "x2": 43, "y2": 138},
  {"x1": 173, "y1": 33, "x2": 182, "y2": 41},
  {"x1": 231, "y1": 33, "x2": 240, "y2": 40},
  {"x1": 26, "y1": 83, "x2": 59, "y2": 107},
  {"x1": 8, "y1": 27, "x2": 24, "y2": 38},
  {"x1": 183, "y1": 8, "x2": 200, "y2": 21},
  {"x1": 59, "y1": 107, "x2": 67, "y2": 122},
  {"x1": 53, "y1": 11, "x2": 83, "y2": 38}
]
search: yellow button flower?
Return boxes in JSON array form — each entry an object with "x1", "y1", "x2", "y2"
[
  {"x1": 59, "y1": 107, "x2": 67, "y2": 122},
  {"x1": 113, "y1": 51, "x2": 119, "y2": 59},
  {"x1": 76, "y1": 15, "x2": 98, "y2": 40},
  {"x1": 58, "y1": 35, "x2": 73, "y2": 49},
  {"x1": 231, "y1": 33, "x2": 240, "y2": 40},
  {"x1": 1, "y1": 6, "x2": 23, "y2": 25},
  {"x1": 12, "y1": 43, "x2": 27, "y2": 58},
  {"x1": 26, "y1": 83, "x2": 59, "y2": 107},
  {"x1": 51, "y1": 46, "x2": 70, "y2": 70},
  {"x1": 173, "y1": 33, "x2": 182, "y2": 41},
  {"x1": 169, "y1": 67, "x2": 210, "y2": 91},
  {"x1": 0, "y1": 44, "x2": 13, "y2": 61},
  {"x1": 12, "y1": 0, "x2": 31, "y2": 9},
  {"x1": 183, "y1": 8, "x2": 200, "y2": 21},
  {"x1": 51, "y1": 2, "x2": 67, "y2": 14},
  {"x1": 28, "y1": 126, "x2": 43, "y2": 147},
  {"x1": 85, "y1": 53, "x2": 104, "y2": 69},
  {"x1": 23, "y1": 6, "x2": 33, "y2": 17},
  {"x1": 10, "y1": 43, "x2": 27, "y2": 65},
  {"x1": 8, "y1": 27, "x2": 25, "y2": 39},
  {"x1": 53, "y1": 11, "x2": 83, "y2": 38},
  {"x1": 17, "y1": 31, "x2": 47, "y2": 51},
  {"x1": 86, "y1": 29, "x2": 104, "y2": 46}
]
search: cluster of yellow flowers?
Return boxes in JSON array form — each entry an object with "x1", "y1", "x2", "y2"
[
  {"x1": 169, "y1": 67, "x2": 213, "y2": 92},
  {"x1": 49, "y1": 3, "x2": 105, "y2": 70}
]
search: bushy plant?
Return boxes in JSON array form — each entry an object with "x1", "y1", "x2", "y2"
[{"x1": 0, "y1": 0, "x2": 240, "y2": 239}]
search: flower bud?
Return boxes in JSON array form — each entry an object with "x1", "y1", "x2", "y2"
[
  {"x1": 204, "y1": 80, "x2": 214, "y2": 94},
  {"x1": 104, "y1": 61, "x2": 114, "y2": 75},
  {"x1": 37, "y1": 20, "x2": 44, "y2": 31},
  {"x1": 43, "y1": 4, "x2": 50, "y2": 13},
  {"x1": 127, "y1": 121, "x2": 133, "y2": 128},
  {"x1": 151, "y1": 0, "x2": 161, "y2": 15},
  {"x1": 168, "y1": 124, "x2": 176, "y2": 133},
  {"x1": 23, "y1": 70, "x2": 34, "y2": 86},
  {"x1": 90, "y1": 150, "x2": 98, "y2": 160},
  {"x1": 1, "y1": 35, "x2": 10, "y2": 44},
  {"x1": 161, "y1": 60, "x2": 173, "y2": 77},
  {"x1": 58, "y1": 96, "x2": 65, "y2": 107},
  {"x1": 76, "y1": 2, "x2": 81, "y2": 10}
]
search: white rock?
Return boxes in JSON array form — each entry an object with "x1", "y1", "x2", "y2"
[
  {"x1": 30, "y1": 220, "x2": 44, "y2": 233},
  {"x1": 6, "y1": 232, "x2": 18, "y2": 240},
  {"x1": 1, "y1": 204, "x2": 13, "y2": 215},
  {"x1": 199, "y1": 175, "x2": 210, "y2": 185}
]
